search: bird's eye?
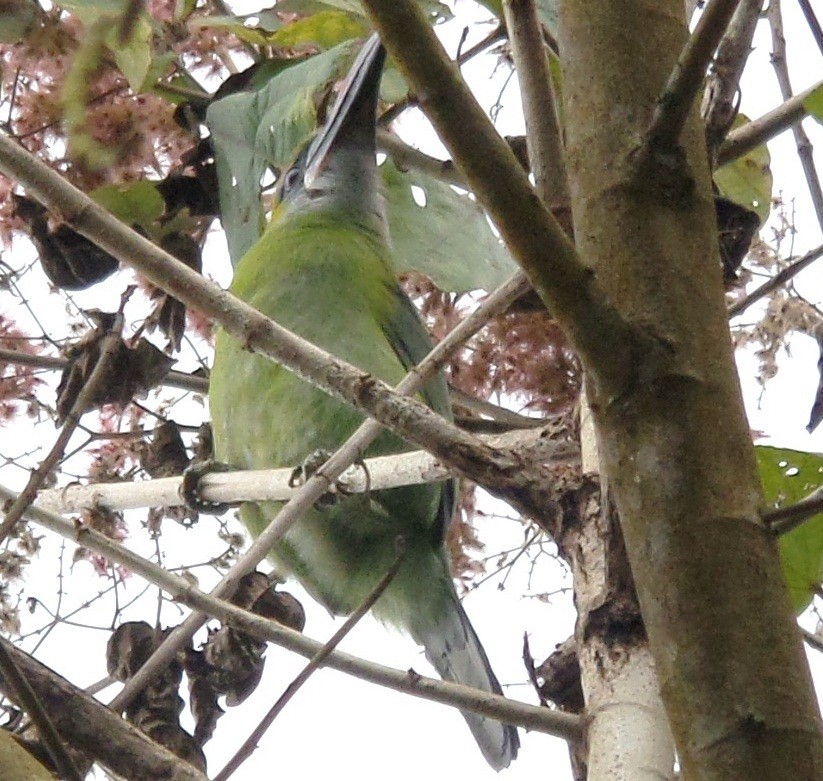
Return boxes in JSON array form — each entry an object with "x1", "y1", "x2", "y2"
[{"x1": 283, "y1": 168, "x2": 301, "y2": 194}]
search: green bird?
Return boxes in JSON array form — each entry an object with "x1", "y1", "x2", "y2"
[{"x1": 209, "y1": 34, "x2": 519, "y2": 770}]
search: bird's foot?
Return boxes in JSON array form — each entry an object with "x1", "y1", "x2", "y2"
[
  {"x1": 288, "y1": 450, "x2": 370, "y2": 508},
  {"x1": 180, "y1": 460, "x2": 237, "y2": 515}
]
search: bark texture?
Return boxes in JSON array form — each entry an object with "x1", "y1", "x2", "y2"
[{"x1": 556, "y1": 0, "x2": 823, "y2": 777}]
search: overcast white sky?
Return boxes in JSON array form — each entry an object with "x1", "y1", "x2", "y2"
[{"x1": 3, "y1": 2, "x2": 823, "y2": 780}]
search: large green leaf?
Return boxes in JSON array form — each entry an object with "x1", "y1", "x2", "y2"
[
  {"x1": 805, "y1": 84, "x2": 823, "y2": 125},
  {"x1": 206, "y1": 41, "x2": 356, "y2": 262},
  {"x1": 90, "y1": 181, "x2": 165, "y2": 232},
  {"x1": 714, "y1": 114, "x2": 773, "y2": 224},
  {"x1": 382, "y1": 159, "x2": 516, "y2": 292},
  {"x1": 757, "y1": 446, "x2": 823, "y2": 614},
  {"x1": 270, "y1": 10, "x2": 367, "y2": 49}
]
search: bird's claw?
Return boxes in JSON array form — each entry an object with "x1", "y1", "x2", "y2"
[
  {"x1": 289, "y1": 450, "x2": 371, "y2": 508},
  {"x1": 180, "y1": 460, "x2": 237, "y2": 515}
]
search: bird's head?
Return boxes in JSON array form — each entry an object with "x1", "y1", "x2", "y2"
[{"x1": 273, "y1": 34, "x2": 386, "y2": 229}]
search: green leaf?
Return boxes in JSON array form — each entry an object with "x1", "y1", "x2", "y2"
[
  {"x1": 271, "y1": 10, "x2": 366, "y2": 49},
  {"x1": 207, "y1": 41, "x2": 356, "y2": 262},
  {"x1": 107, "y1": 13, "x2": 152, "y2": 91},
  {"x1": 381, "y1": 159, "x2": 516, "y2": 292},
  {"x1": 714, "y1": 113, "x2": 772, "y2": 223},
  {"x1": 804, "y1": 84, "x2": 823, "y2": 125},
  {"x1": 757, "y1": 446, "x2": 823, "y2": 613},
  {"x1": 91, "y1": 181, "x2": 165, "y2": 231}
]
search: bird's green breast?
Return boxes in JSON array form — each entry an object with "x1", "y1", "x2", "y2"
[{"x1": 209, "y1": 211, "x2": 452, "y2": 622}]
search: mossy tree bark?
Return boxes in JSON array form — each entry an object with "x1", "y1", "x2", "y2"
[{"x1": 556, "y1": 0, "x2": 823, "y2": 777}]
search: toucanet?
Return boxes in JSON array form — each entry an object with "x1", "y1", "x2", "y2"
[{"x1": 209, "y1": 33, "x2": 519, "y2": 770}]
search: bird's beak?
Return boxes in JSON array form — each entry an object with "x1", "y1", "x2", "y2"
[{"x1": 304, "y1": 33, "x2": 386, "y2": 190}]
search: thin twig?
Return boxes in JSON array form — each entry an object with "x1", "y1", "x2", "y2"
[
  {"x1": 796, "y1": 0, "x2": 823, "y2": 55},
  {"x1": 0, "y1": 299, "x2": 128, "y2": 545},
  {"x1": 727, "y1": 243, "x2": 823, "y2": 317},
  {"x1": 0, "y1": 641, "x2": 83, "y2": 781},
  {"x1": 643, "y1": 0, "x2": 744, "y2": 153},
  {"x1": 768, "y1": 0, "x2": 823, "y2": 231},
  {"x1": 802, "y1": 627, "x2": 823, "y2": 653},
  {"x1": 701, "y1": 0, "x2": 764, "y2": 162},
  {"x1": 213, "y1": 540, "x2": 408, "y2": 781},
  {"x1": 503, "y1": 0, "x2": 569, "y2": 214},
  {"x1": 0, "y1": 346, "x2": 209, "y2": 394},
  {"x1": 0, "y1": 638, "x2": 207, "y2": 781},
  {"x1": 717, "y1": 79, "x2": 823, "y2": 166},
  {"x1": 0, "y1": 484, "x2": 583, "y2": 741},
  {"x1": 109, "y1": 270, "x2": 533, "y2": 714},
  {"x1": 765, "y1": 487, "x2": 823, "y2": 536}
]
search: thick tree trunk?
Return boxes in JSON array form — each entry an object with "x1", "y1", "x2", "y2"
[{"x1": 556, "y1": 0, "x2": 823, "y2": 777}]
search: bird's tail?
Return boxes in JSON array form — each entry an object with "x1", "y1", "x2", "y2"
[{"x1": 414, "y1": 598, "x2": 520, "y2": 771}]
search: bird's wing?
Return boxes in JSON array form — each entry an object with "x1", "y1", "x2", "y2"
[{"x1": 378, "y1": 281, "x2": 457, "y2": 537}]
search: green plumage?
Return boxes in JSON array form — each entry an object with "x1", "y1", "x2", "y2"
[
  {"x1": 210, "y1": 210, "x2": 455, "y2": 637},
  {"x1": 209, "y1": 34, "x2": 517, "y2": 769}
]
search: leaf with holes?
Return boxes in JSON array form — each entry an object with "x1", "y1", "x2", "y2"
[
  {"x1": 381, "y1": 159, "x2": 516, "y2": 292},
  {"x1": 757, "y1": 445, "x2": 823, "y2": 613},
  {"x1": 714, "y1": 114, "x2": 773, "y2": 224}
]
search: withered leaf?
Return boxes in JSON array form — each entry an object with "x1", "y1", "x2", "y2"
[
  {"x1": 184, "y1": 572, "x2": 305, "y2": 744},
  {"x1": 145, "y1": 233, "x2": 203, "y2": 353},
  {"x1": 141, "y1": 420, "x2": 190, "y2": 478},
  {"x1": 715, "y1": 194, "x2": 760, "y2": 286},
  {"x1": 106, "y1": 621, "x2": 206, "y2": 770},
  {"x1": 13, "y1": 195, "x2": 119, "y2": 290},
  {"x1": 56, "y1": 316, "x2": 175, "y2": 423}
]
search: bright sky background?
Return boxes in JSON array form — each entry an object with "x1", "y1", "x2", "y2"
[{"x1": 3, "y1": 2, "x2": 823, "y2": 780}]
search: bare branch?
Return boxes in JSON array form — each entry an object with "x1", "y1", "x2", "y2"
[
  {"x1": 0, "y1": 484, "x2": 583, "y2": 742},
  {"x1": 727, "y1": 243, "x2": 823, "y2": 318},
  {"x1": 0, "y1": 638, "x2": 207, "y2": 781},
  {"x1": 359, "y1": 0, "x2": 639, "y2": 396},
  {"x1": 717, "y1": 79, "x2": 823, "y2": 166},
  {"x1": 765, "y1": 487, "x2": 823, "y2": 536},
  {"x1": 0, "y1": 134, "x2": 555, "y2": 522},
  {"x1": 797, "y1": 0, "x2": 823, "y2": 55},
  {"x1": 0, "y1": 347, "x2": 209, "y2": 394},
  {"x1": 35, "y1": 427, "x2": 578, "y2": 515},
  {"x1": 0, "y1": 306, "x2": 126, "y2": 545},
  {"x1": 702, "y1": 0, "x2": 764, "y2": 162},
  {"x1": 644, "y1": 0, "x2": 744, "y2": 153},
  {"x1": 503, "y1": 0, "x2": 570, "y2": 212},
  {"x1": 768, "y1": 0, "x2": 823, "y2": 231},
  {"x1": 213, "y1": 541, "x2": 407, "y2": 781},
  {"x1": 0, "y1": 641, "x2": 83, "y2": 781}
]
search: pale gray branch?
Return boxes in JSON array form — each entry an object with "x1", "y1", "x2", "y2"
[
  {"x1": 0, "y1": 483, "x2": 583, "y2": 742},
  {"x1": 36, "y1": 427, "x2": 578, "y2": 515}
]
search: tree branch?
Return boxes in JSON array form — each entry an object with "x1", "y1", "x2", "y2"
[
  {"x1": 768, "y1": 0, "x2": 823, "y2": 232},
  {"x1": 797, "y1": 0, "x2": 823, "y2": 56},
  {"x1": 0, "y1": 134, "x2": 556, "y2": 521},
  {"x1": 213, "y1": 540, "x2": 408, "y2": 781},
  {"x1": 0, "y1": 641, "x2": 83, "y2": 781},
  {"x1": 359, "y1": 1, "x2": 638, "y2": 396},
  {"x1": 503, "y1": 0, "x2": 570, "y2": 213},
  {"x1": 764, "y1": 487, "x2": 823, "y2": 536},
  {"x1": 702, "y1": 0, "x2": 764, "y2": 162},
  {"x1": 727, "y1": 244, "x2": 823, "y2": 318},
  {"x1": 0, "y1": 307, "x2": 126, "y2": 545},
  {"x1": 0, "y1": 484, "x2": 583, "y2": 742},
  {"x1": 0, "y1": 346, "x2": 209, "y2": 394},
  {"x1": 35, "y1": 427, "x2": 578, "y2": 515},
  {"x1": 644, "y1": 0, "x2": 744, "y2": 153},
  {"x1": 717, "y1": 79, "x2": 823, "y2": 166},
  {"x1": 0, "y1": 638, "x2": 207, "y2": 781}
]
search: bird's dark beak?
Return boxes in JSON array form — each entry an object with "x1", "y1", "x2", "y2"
[{"x1": 304, "y1": 33, "x2": 386, "y2": 189}]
